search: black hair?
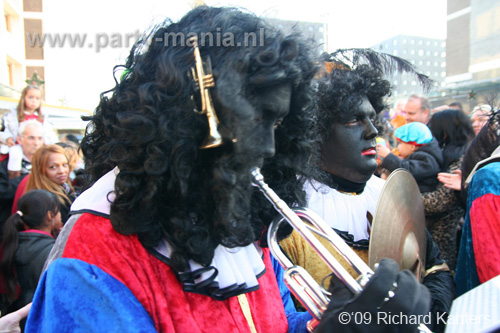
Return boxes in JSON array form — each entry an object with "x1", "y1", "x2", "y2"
[
  {"x1": 64, "y1": 134, "x2": 80, "y2": 145},
  {"x1": 428, "y1": 108, "x2": 475, "y2": 168},
  {"x1": 0, "y1": 189, "x2": 59, "y2": 304},
  {"x1": 461, "y1": 110, "x2": 500, "y2": 190},
  {"x1": 448, "y1": 101, "x2": 463, "y2": 110},
  {"x1": 315, "y1": 64, "x2": 391, "y2": 141},
  {"x1": 80, "y1": 6, "x2": 318, "y2": 270}
]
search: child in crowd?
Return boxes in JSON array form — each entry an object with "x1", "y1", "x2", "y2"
[
  {"x1": 0, "y1": 189, "x2": 61, "y2": 324},
  {"x1": 0, "y1": 85, "x2": 57, "y2": 178},
  {"x1": 376, "y1": 122, "x2": 444, "y2": 193}
]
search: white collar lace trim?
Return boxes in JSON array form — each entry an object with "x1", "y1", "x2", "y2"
[
  {"x1": 304, "y1": 175, "x2": 385, "y2": 242},
  {"x1": 70, "y1": 167, "x2": 266, "y2": 299}
]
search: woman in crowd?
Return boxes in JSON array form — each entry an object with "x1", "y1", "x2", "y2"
[
  {"x1": 23, "y1": 145, "x2": 75, "y2": 223},
  {"x1": 0, "y1": 189, "x2": 61, "y2": 319},
  {"x1": 470, "y1": 104, "x2": 492, "y2": 136},
  {"x1": 423, "y1": 109, "x2": 475, "y2": 271}
]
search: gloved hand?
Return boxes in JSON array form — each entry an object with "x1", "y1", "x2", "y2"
[{"x1": 315, "y1": 258, "x2": 431, "y2": 333}]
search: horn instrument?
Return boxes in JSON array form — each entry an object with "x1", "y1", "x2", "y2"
[
  {"x1": 190, "y1": 36, "x2": 223, "y2": 149},
  {"x1": 250, "y1": 167, "x2": 431, "y2": 333}
]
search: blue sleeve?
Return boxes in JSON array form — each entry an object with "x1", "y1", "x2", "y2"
[
  {"x1": 25, "y1": 258, "x2": 157, "y2": 332},
  {"x1": 272, "y1": 254, "x2": 313, "y2": 333}
]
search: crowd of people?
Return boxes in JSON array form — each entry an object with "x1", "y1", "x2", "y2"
[{"x1": 0, "y1": 5, "x2": 499, "y2": 332}]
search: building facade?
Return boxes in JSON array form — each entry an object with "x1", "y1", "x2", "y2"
[
  {"x1": 372, "y1": 35, "x2": 446, "y2": 101},
  {"x1": 442, "y1": 0, "x2": 500, "y2": 112}
]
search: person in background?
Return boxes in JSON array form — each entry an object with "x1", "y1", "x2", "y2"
[
  {"x1": 0, "y1": 189, "x2": 61, "y2": 325},
  {"x1": 438, "y1": 104, "x2": 495, "y2": 192},
  {"x1": 0, "y1": 86, "x2": 57, "y2": 168},
  {"x1": 60, "y1": 134, "x2": 80, "y2": 149},
  {"x1": 448, "y1": 101, "x2": 463, "y2": 112},
  {"x1": 0, "y1": 121, "x2": 44, "y2": 239},
  {"x1": 455, "y1": 110, "x2": 500, "y2": 296},
  {"x1": 470, "y1": 104, "x2": 492, "y2": 135},
  {"x1": 423, "y1": 109, "x2": 475, "y2": 271},
  {"x1": 21, "y1": 145, "x2": 74, "y2": 224},
  {"x1": 403, "y1": 94, "x2": 432, "y2": 124},
  {"x1": 377, "y1": 122, "x2": 444, "y2": 194}
]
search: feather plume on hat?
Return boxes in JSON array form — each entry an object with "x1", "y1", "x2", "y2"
[{"x1": 320, "y1": 48, "x2": 434, "y2": 92}]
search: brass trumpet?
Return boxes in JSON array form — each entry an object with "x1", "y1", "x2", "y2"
[
  {"x1": 189, "y1": 36, "x2": 223, "y2": 149},
  {"x1": 251, "y1": 167, "x2": 431, "y2": 333}
]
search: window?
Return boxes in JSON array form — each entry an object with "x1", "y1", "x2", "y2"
[
  {"x1": 393, "y1": 50, "x2": 398, "y2": 56},
  {"x1": 441, "y1": 52, "x2": 446, "y2": 58},
  {"x1": 8, "y1": 63, "x2": 14, "y2": 86},
  {"x1": 5, "y1": 14, "x2": 11, "y2": 32},
  {"x1": 441, "y1": 62, "x2": 446, "y2": 67},
  {"x1": 393, "y1": 39, "x2": 397, "y2": 45},
  {"x1": 418, "y1": 49, "x2": 424, "y2": 56}
]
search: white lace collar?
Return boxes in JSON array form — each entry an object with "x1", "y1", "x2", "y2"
[
  {"x1": 70, "y1": 167, "x2": 266, "y2": 299},
  {"x1": 304, "y1": 175, "x2": 385, "y2": 242}
]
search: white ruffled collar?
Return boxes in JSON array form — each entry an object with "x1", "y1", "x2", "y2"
[
  {"x1": 304, "y1": 175, "x2": 385, "y2": 242},
  {"x1": 70, "y1": 167, "x2": 266, "y2": 299}
]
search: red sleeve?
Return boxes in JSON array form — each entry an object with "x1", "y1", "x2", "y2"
[
  {"x1": 11, "y1": 174, "x2": 29, "y2": 214},
  {"x1": 470, "y1": 193, "x2": 500, "y2": 284}
]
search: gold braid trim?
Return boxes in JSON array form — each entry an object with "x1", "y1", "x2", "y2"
[
  {"x1": 237, "y1": 294, "x2": 257, "y2": 333},
  {"x1": 424, "y1": 263, "x2": 450, "y2": 277}
]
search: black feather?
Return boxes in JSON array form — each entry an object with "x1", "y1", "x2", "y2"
[{"x1": 322, "y1": 48, "x2": 435, "y2": 92}]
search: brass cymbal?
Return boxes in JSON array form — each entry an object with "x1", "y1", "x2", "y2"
[{"x1": 368, "y1": 169, "x2": 427, "y2": 281}]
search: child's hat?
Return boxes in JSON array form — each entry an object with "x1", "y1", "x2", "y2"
[{"x1": 394, "y1": 122, "x2": 433, "y2": 146}]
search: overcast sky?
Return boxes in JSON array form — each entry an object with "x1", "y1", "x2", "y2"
[{"x1": 41, "y1": 0, "x2": 447, "y2": 110}]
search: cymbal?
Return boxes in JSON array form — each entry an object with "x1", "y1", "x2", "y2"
[{"x1": 369, "y1": 169, "x2": 427, "y2": 281}]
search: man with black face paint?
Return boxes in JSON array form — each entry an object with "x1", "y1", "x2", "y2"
[{"x1": 280, "y1": 51, "x2": 455, "y2": 333}]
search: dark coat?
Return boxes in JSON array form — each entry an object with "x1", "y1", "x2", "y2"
[
  {"x1": 380, "y1": 138, "x2": 445, "y2": 193},
  {"x1": 10, "y1": 231, "x2": 55, "y2": 312},
  {"x1": 0, "y1": 158, "x2": 28, "y2": 240}
]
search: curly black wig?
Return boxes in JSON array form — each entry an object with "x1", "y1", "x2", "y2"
[
  {"x1": 80, "y1": 6, "x2": 318, "y2": 270},
  {"x1": 315, "y1": 64, "x2": 392, "y2": 143}
]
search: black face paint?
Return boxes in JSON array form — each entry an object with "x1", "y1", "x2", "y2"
[{"x1": 320, "y1": 96, "x2": 379, "y2": 184}]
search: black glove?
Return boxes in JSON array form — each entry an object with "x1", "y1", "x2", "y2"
[{"x1": 315, "y1": 258, "x2": 431, "y2": 333}]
